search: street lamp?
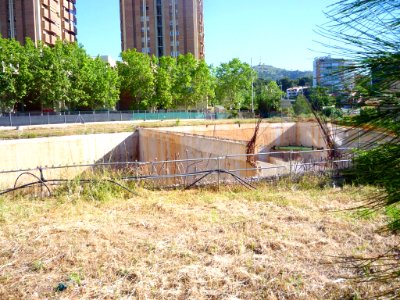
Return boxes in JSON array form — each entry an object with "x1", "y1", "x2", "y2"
[
  {"x1": 251, "y1": 76, "x2": 254, "y2": 114},
  {"x1": 251, "y1": 58, "x2": 255, "y2": 115}
]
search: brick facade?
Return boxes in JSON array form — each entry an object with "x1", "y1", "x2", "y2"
[
  {"x1": 0, "y1": 0, "x2": 77, "y2": 46},
  {"x1": 120, "y1": 0, "x2": 204, "y2": 59}
]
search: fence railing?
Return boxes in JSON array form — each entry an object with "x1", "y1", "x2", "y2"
[
  {"x1": 0, "y1": 148, "x2": 354, "y2": 194},
  {"x1": 0, "y1": 110, "x2": 246, "y2": 127}
]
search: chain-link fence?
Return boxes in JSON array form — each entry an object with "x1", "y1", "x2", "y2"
[
  {"x1": 0, "y1": 110, "x2": 238, "y2": 127},
  {"x1": 0, "y1": 148, "x2": 354, "y2": 194}
]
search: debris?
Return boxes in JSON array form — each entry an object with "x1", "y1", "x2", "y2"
[{"x1": 55, "y1": 283, "x2": 67, "y2": 292}]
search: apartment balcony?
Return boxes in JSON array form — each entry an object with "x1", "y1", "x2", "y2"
[
  {"x1": 42, "y1": 20, "x2": 61, "y2": 36},
  {"x1": 42, "y1": 7, "x2": 59, "y2": 23},
  {"x1": 43, "y1": 33, "x2": 57, "y2": 46},
  {"x1": 42, "y1": 0, "x2": 60, "y2": 14},
  {"x1": 62, "y1": 0, "x2": 74, "y2": 11},
  {"x1": 61, "y1": 0, "x2": 75, "y2": 12},
  {"x1": 63, "y1": 11, "x2": 76, "y2": 23},
  {"x1": 63, "y1": 32, "x2": 76, "y2": 43},
  {"x1": 63, "y1": 21, "x2": 77, "y2": 34},
  {"x1": 70, "y1": 13, "x2": 77, "y2": 24}
]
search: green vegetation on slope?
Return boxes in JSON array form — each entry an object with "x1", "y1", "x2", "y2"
[{"x1": 253, "y1": 65, "x2": 312, "y2": 82}]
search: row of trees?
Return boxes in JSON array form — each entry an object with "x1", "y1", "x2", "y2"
[
  {"x1": 118, "y1": 49, "x2": 215, "y2": 110},
  {"x1": 1, "y1": 35, "x2": 338, "y2": 117},
  {"x1": 0, "y1": 36, "x2": 298, "y2": 113},
  {"x1": 0, "y1": 38, "x2": 120, "y2": 112}
]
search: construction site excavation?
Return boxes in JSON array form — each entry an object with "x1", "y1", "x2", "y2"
[
  {"x1": 0, "y1": 120, "x2": 372, "y2": 191},
  {"x1": 1, "y1": 120, "x2": 399, "y2": 299}
]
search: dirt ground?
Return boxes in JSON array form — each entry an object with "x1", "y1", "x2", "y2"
[{"x1": 0, "y1": 182, "x2": 398, "y2": 299}]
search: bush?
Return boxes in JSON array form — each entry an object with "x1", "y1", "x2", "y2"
[
  {"x1": 323, "y1": 107, "x2": 343, "y2": 118},
  {"x1": 293, "y1": 95, "x2": 311, "y2": 116}
]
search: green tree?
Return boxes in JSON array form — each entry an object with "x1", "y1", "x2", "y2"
[
  {"x1": 190, "y1": 59, "x2": 215, "y2": 109},
  {"x1": 77, "y1": 57, "x2": 120, "y2": 110},
  {"x1": 308, "y1": 87, "x2": 335, "y2": 111},
  {"x1": 276, "y1": 77, "x2": 294, "y2": 92},
  {"x1": 152, "y1": 56, "x2": 176, "y2": 109},
  {"x1": 1, "y1": 37, "x2": 120, "y2": 112},
  {"x1": 215, "y1": 58, "x2": 256, "y2": 110},
  {"x1": 118, "y1": 49, "x2": 155, "y2": 109},
  {"x1": 61, "y1": 42, "x2": 92, "y2": 109},
  {"x1": 25, "y1": 40, "x2": 73, "y2": 110},
  {"x1": 0, "y1": 37, "x2": 30, "y2": 111},
  {"x1": 297, "y1": 76, "x2": 312, "y2": 87},
  {"x1": 257, "y1": 81, "x2": 284, "y2": 116},
  {"x1": 171, "y1": 54, "x2": 215, "y2": 110},
  {"x1": 293, "y1": 95, "x2": 311, "y2": 116},
  {"x1": 173, "y1": 54, "x2": 196, "y2": 109}
]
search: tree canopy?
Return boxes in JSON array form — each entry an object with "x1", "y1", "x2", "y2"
[
  {"x1": 0, "y1": 36, "x2": 268, "y2": 113},
  {"x1": 0, "y1": 37, "x2": 120, "y2": 111},
  {"x1": 215, "y1": 58, "x2": 256, "y2": 110},
  {"x1": 257, "y1": 81, "x2": 284, "y2": 116}
]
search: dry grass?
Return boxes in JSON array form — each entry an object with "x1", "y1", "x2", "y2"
[{"x1": 0, "y1": 181, "x2": 397, "y2": 299}]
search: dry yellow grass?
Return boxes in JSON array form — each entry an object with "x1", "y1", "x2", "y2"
[{"x1": 0, "y1": 181, "x2": 397, "y2": 299}]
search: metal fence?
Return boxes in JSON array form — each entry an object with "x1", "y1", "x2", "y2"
[
  {"x1": 0, "y1": 110, "x2": 235, "y2": 127},
  {"x1": 0, "y1": 148, "x2": 354, "y2": 195}
]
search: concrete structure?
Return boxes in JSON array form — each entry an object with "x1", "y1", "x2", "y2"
[
  {"x1": 0, "y1": 132, "x2": 138, "y2": 187},
  {"x1": 0, "y1": 0, "x2": 77, "y2": 46},
  {"x1": 1, "y1": 122, "x2": 389, "y2": 188},
  {"x1": 313, "y1": 56, "x2": 354, "y2": 92},
  {"x1": 120, "y1": 0, "x2": 204, "y2": 58}
]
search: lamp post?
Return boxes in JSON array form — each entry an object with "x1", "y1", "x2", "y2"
[
  {"x1": 251, "y1": 58, "x2": 254, "y2": 114},
  {"x1": 251, "y1": 76, "x2": 254, "y2": 114}
]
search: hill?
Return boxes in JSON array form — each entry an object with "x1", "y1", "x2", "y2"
[{"x1": 253, "y1": 64, "x2": 313, "y2": 81}]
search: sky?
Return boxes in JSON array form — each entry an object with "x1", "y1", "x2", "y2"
[{"x1": 76, "y1": 0, "x2": 336, "y2": 71}]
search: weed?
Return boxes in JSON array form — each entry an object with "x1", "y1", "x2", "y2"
[
  {"x1": 68, "y1": 272, "x2": 83, "y2": 286},
  {"x1": 210, "y1": 208, "x2": 220, "y2": 222},
  {"x1": 30, "y1": 260, "x2": 45, "y2": 272},
  {"x1": 352, "y1": 208, "x2": 378, "y2": 221}
]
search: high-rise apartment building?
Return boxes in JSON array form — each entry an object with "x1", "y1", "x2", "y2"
[
  {"x1": 313, "y1": 56, "x2": 354, "y2": 92},
  {"x1": 120, "y1": 0, "x2": 204, "y2": 59},
  {"x1": 0, "y1": 0, "x2": 77, "y2": 46}
]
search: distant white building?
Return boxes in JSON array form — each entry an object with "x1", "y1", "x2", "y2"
[
  {"x1": 286, "y1": 86, "x2": 309, "y2": 99},
  {"x1": 99, "y1": 55, "x2": 117, "y2": 68}
]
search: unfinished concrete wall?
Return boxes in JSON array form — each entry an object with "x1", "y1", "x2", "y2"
[
  {"x1": 297, "y1": 122, "x2": 326, "y2": 148},
  {"x1": 2, "y1": 121, "x2": 384, "y2": 189},
  {"x1": 137, "y1": 122, "x2": 331, "y2": 181},
  {"x1": 139, "y1": 128, "x2": 255, "y2": 179},
  {"x1": 161, "y1": 122, "x2": 328, "y2": 150},
  {"x1": 330, "y1": 124, "x2": 394, "y2": 149},
  {"x1": 0, "y1": 132, "x2": 138, "y2": 188}
]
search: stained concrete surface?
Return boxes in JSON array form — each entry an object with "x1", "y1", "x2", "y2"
[{"x1": 0, "y1": 121, "x2": 388, "y2": 188}]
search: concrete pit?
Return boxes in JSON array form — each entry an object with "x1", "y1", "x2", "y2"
[{"x1": 0, "y1": 121, "x2": 386, "y2": 188}]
